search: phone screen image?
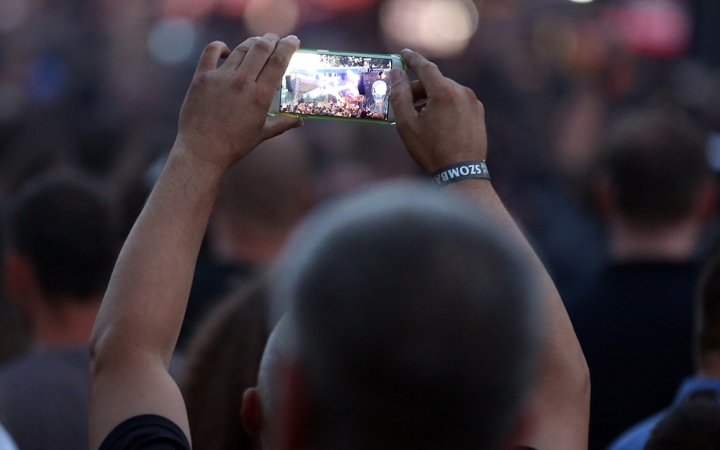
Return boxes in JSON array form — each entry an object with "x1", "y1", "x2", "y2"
[{"x1": 280, "y1": 52, "x2": 393, "y2": 121}]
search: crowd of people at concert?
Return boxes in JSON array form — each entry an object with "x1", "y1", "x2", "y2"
[
  {"x1": 282, "y1": 102, "x2": 384, "y2": 120},
  {"x1": 0, "y1": 1, "x2": 720, "y2": 450}
]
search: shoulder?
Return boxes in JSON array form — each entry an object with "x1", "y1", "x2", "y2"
[{"x1": 608, "y1": 410, "x2": 667, "y2": 450}]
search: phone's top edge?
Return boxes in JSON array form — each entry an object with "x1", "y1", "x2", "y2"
[{"x1": 296, "y1": 48, "x2": 403, "y2": 61}]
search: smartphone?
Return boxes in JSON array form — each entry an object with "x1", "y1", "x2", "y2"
[{"x1": 270, "y1": 49, "x2": 405, "y2": 124}]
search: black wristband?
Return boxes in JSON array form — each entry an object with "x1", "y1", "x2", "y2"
[{"x1": 431, "y1": 161, "x2": 490, "y2": 186}]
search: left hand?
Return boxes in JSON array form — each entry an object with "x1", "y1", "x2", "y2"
[{"x1": 174, "y1": 34, "x2": 303, "y2": 171}]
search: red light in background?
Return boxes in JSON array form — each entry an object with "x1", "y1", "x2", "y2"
[{"x1": 605, "y1": 0, "x2": 691, "y2": 58}]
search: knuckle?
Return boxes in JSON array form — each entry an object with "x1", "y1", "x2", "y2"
[
  {"x1": 194, "y1": 71, "x2": 212, "y2": 85},
  {"x1": 267, "y1": 52, "x2": 288, "y2": 68},
  {"x1": 205, "y1": 41, "x2": 224, "y2": 52},
  {"x1": 463, "y1": 87, "x2": 477, "y2": 100},
  {"x1": 254, "y1": 39, "x2": 275, "y2": 54},
  {"x1": 233, "y1": 72, "x2": 250, "y2": 89}
]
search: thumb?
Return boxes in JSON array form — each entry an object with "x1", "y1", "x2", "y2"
[
  {"x1": 389, "y1": 69, "x2": 417, "y2": 127},
  {"x1": 262, "y1": 115, "x2": 304, "y2": 141}
]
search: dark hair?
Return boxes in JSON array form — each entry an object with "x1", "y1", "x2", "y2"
[
  {"x1": 599, "y1": 108, "x2": 710, "y2": 229},
  {"x1": 181, "y1": 282, "x2": 269, "y2": 450},
  {"x1": 3, "y1": 174, "x2": 117, "y2": 303},
  {"x1": 644, "y1": 390, "x2": 720, "y2": 450},
  {"x1": 273, "y1": 183, "x2": 539, "y2": 450}
]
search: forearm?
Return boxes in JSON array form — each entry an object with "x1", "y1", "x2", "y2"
[
  {"x1": 450, "y1": 179, "x2": 590, "y2": 450},
  {"x1": 90, "y1": 147, "x2": 224, "y2": 368}
]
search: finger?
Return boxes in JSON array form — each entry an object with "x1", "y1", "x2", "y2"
[
  {"x1": 262, "y1": 115, "x2": 304, "y2": 141},
  {"x1": 238, "y1": 33, "x2": 281, "y2": 80},
  {"x1": 389, "y1": 69, "x2": 418, "y2": 126},
  {"x1": 401, "y1": 49, "x2": 446, "y2": 96},
  {"x1": 411, "y1": 80, "x2": 427, "y2": 103},
  {"x1": 256, "y1": 35, "x2": 300, "y2": 86},
  {"x1": 196, "y1": 41, "x2": 231, "y2": 73},
  {"x1": 222, "y1": 37, "x2": 260, "y2": 70}
]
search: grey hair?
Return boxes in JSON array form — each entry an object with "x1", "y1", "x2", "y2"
[{"x1": 268, "y1": 181, "x2": 542, "y2": 450}]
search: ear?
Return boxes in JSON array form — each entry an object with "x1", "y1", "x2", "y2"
[
  {"x1": 593, "y1": 175, "x2": 616, "y2": 222},
  {"x1": 241, "y1": 387, "x2": 263, "y2": 436},
  {"x1": 696, "y1": 180, "x2": 719, "y2": 223},
  {"x1": 3, "y1": 252, "x2": 34, "y2": 298}
]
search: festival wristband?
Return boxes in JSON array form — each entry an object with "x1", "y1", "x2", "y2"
[{"x1": 431, "y1": 161, "x2": 490, "y2": 186}]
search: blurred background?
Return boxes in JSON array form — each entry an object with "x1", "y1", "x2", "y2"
[{"x1": 0, "y1": 0, "x2": 719, "y2": 448}]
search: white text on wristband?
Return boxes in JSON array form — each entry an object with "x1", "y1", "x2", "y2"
[{"x1": 431, "y1": 161, "x2": 490, "y2": 186}]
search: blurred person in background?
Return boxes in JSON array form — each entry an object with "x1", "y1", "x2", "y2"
[
  {"x1": 642, "y1": 390, "x2": 720, "y2": 450},
  {"x1": 87, "y1": 36, "x2": 589, "y2": 450},
  {"x1": 567, "y1": 108, "x2": 717, "y2": 449},
  {"x1": 179, "y1": 132, "x2": 314, "y2": 349},
  {"x1": 0, "y1": 424, "x2": 17, "y2": 450},
  {"x1": 609, "y1": 247, "x2": 720, "y2": 449},
  {"x1": 0, "y1": 175, "x2": 117, "y2": 450},
  {"x1": 181, "y1": 282, "x2": 269, "y2": 450}
]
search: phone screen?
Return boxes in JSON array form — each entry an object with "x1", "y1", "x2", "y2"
[{"x1": 280, "y1": 52, "x2": 393, "y2": 121}]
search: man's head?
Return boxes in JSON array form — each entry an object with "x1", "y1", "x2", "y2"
[
  {"x1": 595, "y1": 108, "x2": 713, "y2": 232},
  {"x1": 210, "y1": 132, "x2": 313, "y2": 265},
  {"x1": 246, "y1": 182, "x2": 541, "y2": 450},
  {"x1": 2, "y1": 174, "x2": 116, "y2": 312}
]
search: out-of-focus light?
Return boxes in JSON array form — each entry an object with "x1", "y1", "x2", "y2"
[
  {"x1": 27, "y1": 57, "x2": 67, "y2": 103},
  {"x1": 148, "y1": 18, "x2": 199, "y2": 64},
  {"x1": 381, "y1": 0, "x2": 479, "y2": 58},
  {"x1": 0, "y1": 0, "x2": 29, "y2": 33},
  {"x1": 569, "y1": 0, "x2": 593, "y2": 4},
  {"x1": 606, "y1": 0, "x2": 691, "y2": 58},
  {"x1": 309, "y1": 0, "x2": 377, "y2": 13},
  {"x1": 163, "y1": 0, "x2": 216, "y2": 19},
  {"x1": 244, "y1": 0, "x2": 299, "y2": 37}
]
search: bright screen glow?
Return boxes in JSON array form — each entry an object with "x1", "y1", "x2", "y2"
[{"x1": 280, "y1": 52, "x2": 393, "y2": 121}]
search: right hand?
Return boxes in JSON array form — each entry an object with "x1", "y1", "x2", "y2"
[
  {"x1": 174, "y1": 34, "x2": 303, "y2": 172},
  {"x1": 389, "y1": 49, "x2": 488, "y2": 173}
]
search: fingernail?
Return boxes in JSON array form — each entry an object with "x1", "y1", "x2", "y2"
[
  {"x1": 287, "y1": 35, "x2": 299, "y2": 40},
  {"x1": 390, "y1": 69, "x2": 402, "y2": 84},
  {"x1": 293, "y1": 118, "x2": 304, "y2": 128},
  {"x1": 402, "y1": 48, "x2": 412, "y2": 54}
]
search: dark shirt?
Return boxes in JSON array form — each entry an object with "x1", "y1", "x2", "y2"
[
  {"x1": 609, "y1": 376, "x2": 720, "y2": 450},
  {"x1": 0, "y1": 347, "x2": 90, "y2": 450},
  {"x1": 568, "y1": 261, "x2": 701, "y2": 450},
  {"x1": 0, "y1": 347, "x2": 185, "y2": 450},
  {"x1": 100, "y1": 415, "x2": 538, "y2": 450}
]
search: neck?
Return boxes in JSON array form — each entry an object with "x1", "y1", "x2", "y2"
[
  {"x1": 608, "y1": 217, "x2": 701, "y2": 262},
  {"x1": 699, "y1": 352, "x2": 720, "y2": 379},
  {"x1": 31, "y1": 296, "x2": 102, "y2": 348}
]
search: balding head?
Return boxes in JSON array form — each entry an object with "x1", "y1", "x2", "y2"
[{"x1": 264, "y1": 182, "x2": 541, "y2": 450}]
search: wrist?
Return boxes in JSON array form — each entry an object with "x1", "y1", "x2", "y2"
[
  {"x1": 431, "y1": 160, "x2": 490, "y2": 186},
  {"x1": 169, "y1": 142, "x2": 229, "y2": 181}
]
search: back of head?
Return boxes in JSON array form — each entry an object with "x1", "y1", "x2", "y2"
[
  {"x1": 644, "y1": 390, "x2": 720, "y2": 450},
  {"x1": 271, "y1": 182, "x2": 540, "y2": 450},
  {"x1": 599, "y1": 108, "x2": 710, "y2": 229},
  {"x1": 3, "y1": 174, "x2": 117, "y2": 304},
  {"x1": 182, "y1": 283, "x2": 269, "y2": 450},
  {"x1": 215, "y1": 132, "x2": 312, "y2": 234}
]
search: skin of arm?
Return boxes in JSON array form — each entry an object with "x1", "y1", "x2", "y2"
[
  {"x1": 389, "y1": 49, "x2": 591, "y2": 450},
  {"x1": 88, "y1": 34, "x2": 303, "y2": 450}
]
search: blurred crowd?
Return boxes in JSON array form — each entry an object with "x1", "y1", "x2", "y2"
[{"x1": 1, "y1": 0, "x2": 720, "y2": 449}]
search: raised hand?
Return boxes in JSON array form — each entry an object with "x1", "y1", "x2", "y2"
[
  {"x1": 175, "y1": 34, "x2": 302, "y2": 171},
  {"x1": 389, "y1": 49, "x2": 487, "y2": 173}
]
